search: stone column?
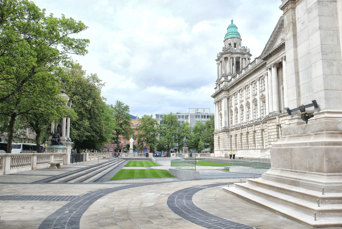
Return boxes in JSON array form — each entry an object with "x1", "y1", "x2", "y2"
[
  {"x1": 61, "y1": 117, "x2": 66, "y2": 140},
  {"x1": 219, "y1": 62, "x2": 222, "y2": 78},
  {"x1": 282, "y1": 57, "x2": 288, "y2": 108},
  {"x1": 257, "y1": 79, "x2": 261, "y2": 118},
  {"x1": 265, "y1": 74, "x2": 269, "y2": 115},
  {"x1": 271, "y1": 64, "x2": 279, "y2": 112},
  {"x1": 214, "y1": 102, "x2": 219, "y2": 130},
  {"x1": 227, "y1": 57, "x2": 231, "y2": 74},
  {"x1": 217, "y1": 63, "x2": 219, "y2": 79},
  {"x1": 232, "y1": 57, "x2": 235, "y2": 74},
  {"x1": 67, "y1": 118, "x2": 71, "y2": 139},
  {"x1": 222, "y1": 98, "x2": 228, "y2": 127},
  {"x1": 267, "y1": 68, "x2": 273, "y2": 113}
]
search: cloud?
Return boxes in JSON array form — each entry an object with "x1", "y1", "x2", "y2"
[{"x1": 32, "y1": 0, "x2": 282, "y2": 116}]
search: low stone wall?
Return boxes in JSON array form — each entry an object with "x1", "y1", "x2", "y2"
[
  {"x1": 168, "y1": 168, "x2": 200, "y2": 181},
  {"x1": 0, "y1": 153, "x2": 67, "y2": 175}
]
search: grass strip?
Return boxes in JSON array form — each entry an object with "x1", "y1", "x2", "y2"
[
  {"x1": 197, "y1": 160, "x2": 231, "y2": 166},
  {"x1": 111, "y1": 169, "x2": 173, "y2": 180},
  {"x1": 125, "y1": 161, "x2": 159, "y2": 167}
]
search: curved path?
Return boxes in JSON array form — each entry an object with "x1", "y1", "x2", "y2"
[{"x1": 167, "y1": 183, "x2": 253, "y2": 229}]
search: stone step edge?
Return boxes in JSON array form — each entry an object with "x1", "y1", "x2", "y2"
[
  {"x1": 223, "y1": 186, "x2": 342, "y2": 227},
  {"x1": 235, "y1": 182, "x2": 342, "y2": 211},
  {"x1": 74, "y1": 160, "x2": 124, "y2": 183},
  {"x1": 248, "y1": 178, "x2": 342, "y2": 199}
]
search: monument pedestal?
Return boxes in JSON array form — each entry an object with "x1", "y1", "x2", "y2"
[{"x1": 225, "y1": 115, "x2": 342, "y2": 227}]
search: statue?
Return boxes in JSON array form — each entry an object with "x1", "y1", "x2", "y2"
[
  {"x1": 129, "y1": 137, "x2": 134, "y2": 150},
  {"x1": 51, "y1": 124, "x2": 62, "y2": 145},
  {"x1": 183, "y1": 137, "x2": 187, "y2": 147}
]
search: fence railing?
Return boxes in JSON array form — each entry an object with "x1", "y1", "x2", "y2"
[
  {"x1": 0, "y1": 153, "x2": 67, "y2": 175},
  {"x1": 171, "y1": 158, "x2": 196, "y2": 170}
]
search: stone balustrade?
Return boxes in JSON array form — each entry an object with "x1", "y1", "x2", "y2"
[{"x1": 0, "y1": 153, "x2": 67, "y2": 175}]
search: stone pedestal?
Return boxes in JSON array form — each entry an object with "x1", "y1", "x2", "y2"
[{"x1": 224, "y1": 0, "x2": 342, "y2": 227}]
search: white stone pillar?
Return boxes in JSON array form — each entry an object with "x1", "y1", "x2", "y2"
[
  {"x1": 267, "y1": 68, "x2": 273, "y2": 113},
  {"x1": 227, "y1": 58, "x2": 231, "y2": 74},
  {"x1": 219, "y1": 62, "x2": 222, "y2": 78},
  {"x1": 222, "y1": 98, "x2": 228, "y2": 127},
  {"x1": 232, "y1": 57, "x2": 235, "y2": 74},
  {"x1": 62, "y1": 117, "x2": 66, "y2": 139},
  {"x1": 272, "y1": 64, "x2": 279, "y2": 112},
  {"x1": 282, "y1": 57, "x2": 288, "y2": 108},
  {"x1": 215, "y1": 103, "x2": 219, "y2": 130},
  {"x1": 265, "y1": 74, "x2": 269, "y2": 115},
  {"x1": 217, "y1": 63, "x2": 219, "y2": 79},
  {"x1": 67, "y1": 118, "x2": 71, "y2": 139},
  {"x1": 257, "y1": 79, "x2": 261, "y2": 118}
]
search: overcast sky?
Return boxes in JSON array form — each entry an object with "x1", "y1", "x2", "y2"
[{"x1": 32, "y1": 0, "x2": 282, "y2": 117}]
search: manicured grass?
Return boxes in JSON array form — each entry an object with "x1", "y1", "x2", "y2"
[
  {"x1": 110, "y1": 169, "x2": 173, "y2": 180},
  {"x1": 197, "y1": 160, "x2": 231, "y2": 166},
  {"x1": 224, "y1": 168, "x2": 230, "y2": 172},
  {"x1": 125, "y1": 160, "x2": 159, "y2": 167}
]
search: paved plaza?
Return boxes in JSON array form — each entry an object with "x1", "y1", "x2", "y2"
[{"x1": 0, "y1": 158, "x2": 314, "y2": 229}]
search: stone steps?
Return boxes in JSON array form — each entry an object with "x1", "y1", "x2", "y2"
[{"x1": 224, "y1": 180, "x2": 342, "y2": 227}]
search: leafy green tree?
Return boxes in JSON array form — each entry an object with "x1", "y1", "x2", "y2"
[
  {"x1": 189, "y1": 121, "x2": 205, "y2": 152},
  {"x1": 158, "y1": 114, "x2": 180, "y2": 152},
  {"x1": 113, "y1": 101, "x2": 132, "y2": 148},
  {"x1": 178, "y1": 122, "x2": 191, "y2": 150},
  {"x1": 203, "y1": 116, "x2": 214, "y2": 152},
  {"x1": 67, "y1": 64, "x2": 113, "y2": 152},
  {"x1": 0, "y1": 0, "x2": 88, "y2": 153},
  {"x1": 137, "y1": 115, "x2": 158, "y2": 153}
]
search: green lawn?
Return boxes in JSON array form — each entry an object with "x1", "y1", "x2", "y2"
[
  {"x1": 111, "y1": 169, "x2": 173, "y2": 180},
  {"x1": 197, "y1": 160, "x2": 231, "y2": 166},
  {"x1": 125, "y1": 161, "x2": 159, "y2": 167}
]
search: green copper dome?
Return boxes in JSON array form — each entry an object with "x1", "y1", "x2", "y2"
[{"x1": 224, "y1": 19, "x2": 241, "y2": 39}]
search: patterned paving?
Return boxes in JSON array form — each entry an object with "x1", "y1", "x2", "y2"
[
  {"x1": 0, "y1": 195, "x2": 78, "y2": 201},
  {"x1": 167, "y1": 183, "x2": 254, "y2": 229}
]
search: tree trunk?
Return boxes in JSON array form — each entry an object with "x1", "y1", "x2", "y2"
[
  {"x1": 35, "y1": 130, "x2": 41, "y2": 153},
  {"x1": 7, "y1": 113, "x2": 17, "y2": 154}
]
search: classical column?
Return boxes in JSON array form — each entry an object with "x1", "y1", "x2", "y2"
[
  {"x1": 267, "y1": 68, "x2": 273, "y2": 113},
  {"x1": 272, "y1": 64, "x2": 279, "y2": 112},
  {"x1": 257, "y1": 79, "x2": 261, "y2": 118},
  {"x1": 222, "y1": 98, "x2": 228, "y2": 127},
  {"x1": 227, "y1": 57, "x2": 231, "y2": 74},
  {"x1": 265, "y1": 74, "x2": 269, "y2": 115},
  {"x1": 62, "y1": 117, "x2": 66, "y2": 139},
  {"x1": 215, "y1": 102, "x2": 219, "y2": 130},
  {"x1": 217, "y1": 63, "x2": 219, "y2": 79},
  {"x1": 282, "y1": 57, "x2": 288, "y2": 108},
  {"x1": 66, "y1": 118, "x2": 71, "y2": 139},
  {"x1": 232, "y1": 57, "x2": 235, "y2": 74},
  {"x1": 219, "y1": 62, "x2": 222, "y2": 78}
]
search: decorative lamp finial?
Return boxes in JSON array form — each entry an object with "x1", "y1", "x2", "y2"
[{"x1": 231, "y1": 19, "x2": 233, "y2": 24}]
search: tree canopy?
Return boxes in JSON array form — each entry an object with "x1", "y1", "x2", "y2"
[{"x1": 0, "y1": 0, "x2": 89, "y2": 153}]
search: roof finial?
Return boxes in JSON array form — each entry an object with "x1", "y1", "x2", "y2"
[{"x1": 231, "y1": 19, "x2": 233, "y2": 24}]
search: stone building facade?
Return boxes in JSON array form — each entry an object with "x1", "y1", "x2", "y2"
[{"x1": 212, "y1": 18, "x2": 291, "y2": 158}]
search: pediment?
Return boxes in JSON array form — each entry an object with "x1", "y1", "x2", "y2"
[{"x1": 261, "y1": 16, "x2": 284, "y2": 58}]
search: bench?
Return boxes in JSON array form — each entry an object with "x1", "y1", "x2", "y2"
[{"x1": 49, "y1": 162, "x2": 63, "y2": 169}]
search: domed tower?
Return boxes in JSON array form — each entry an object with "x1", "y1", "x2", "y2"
[{"x1": 216, "y1": 20, "x2": 251, "y2": 81}]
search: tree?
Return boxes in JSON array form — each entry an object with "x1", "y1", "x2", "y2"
[
  {"x1": 190, "y1": 121, "x2": 205, "y2": 152},
  {"x1": 67, "y1": 64, "x2": 114, "y2": 152},
  {"x1": 158, "y1": 114, "x2": 180, "y2": 152},
  {"x1": 0, "y1": 0, "x2": 89, "y2": 153},
  {"x1": 137, "y1": 115, "x2": 158, "y2": 153},
  {"x1": 112, "y1": 101, "x2": 132, "y2": 149},
  {"x1": 203, "y1": 116, "x2": 214, "y2": 152},
  {"x1": 178, "y1": 122, "x2": 191, "y2": 150}
]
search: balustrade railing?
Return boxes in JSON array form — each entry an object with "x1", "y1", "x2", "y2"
[{"x1": 0, "y1": 153, "x2": 67, "y2": 175}]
